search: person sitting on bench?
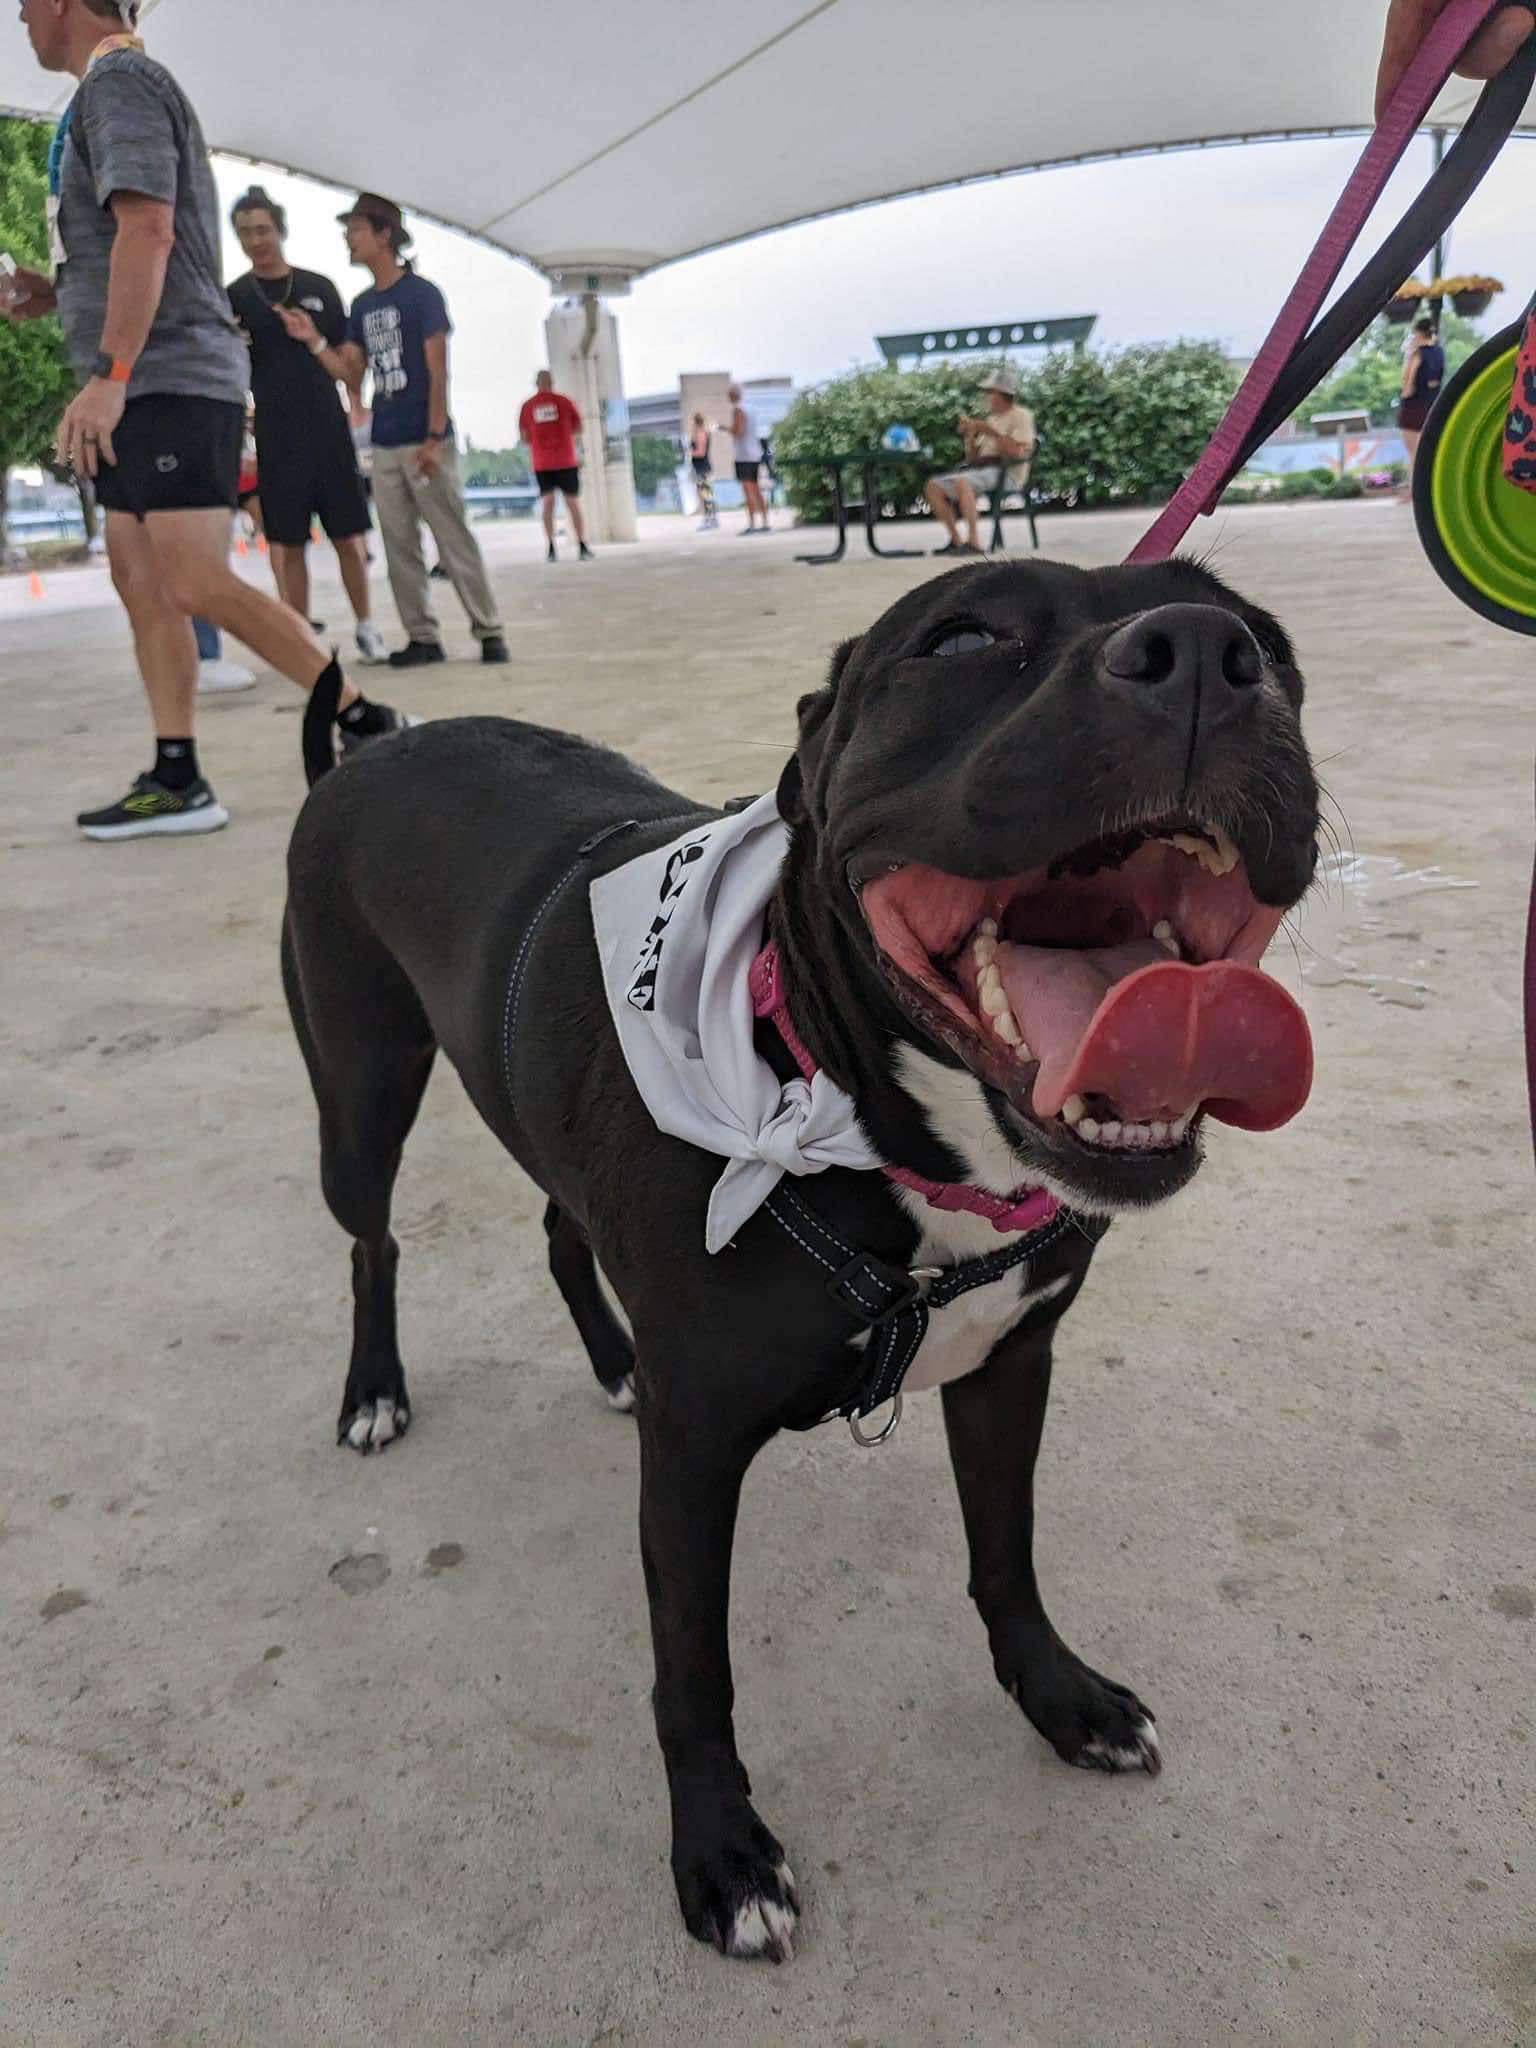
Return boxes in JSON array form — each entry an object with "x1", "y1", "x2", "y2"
[{"x1": 923, "y1": 368, "x2": 1036, "y2": 556}]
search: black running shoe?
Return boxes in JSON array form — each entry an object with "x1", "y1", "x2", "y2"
[
  {"x1": 338, "y1": 703, "x2": 420, "y2": 758},
  {"x1": 387, "y1": 639, "x2": 446, "y2": 669},
  {"x1": 77, "y1": 773, "x2": 229, "y2": 842},
  {"x1": 481, "y1": 634, "x2": 510, "y2": 664},
  {"x1": 579, "y1": 542, "x2": 595, "y2": 561},
  {"x1": 546, "y1": 543, "x2": 557, "y2": 563}
]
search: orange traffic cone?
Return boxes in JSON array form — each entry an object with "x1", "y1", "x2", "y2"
[{"x1": 27, "y1": 569, "x2": 44, "y2": 601}]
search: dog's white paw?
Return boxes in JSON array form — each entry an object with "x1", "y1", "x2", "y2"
[
  {"x1": 1077, "y1": 1716, "x2": 1161, "y2": 1776},
  {"x1": 605, "y1": 1373, "x2": 637, "y2": 1414},
  {"x1": 340, "y1": 1397, "x2": 409, "y2": 1454},
  {"x1": 726, "y1": 1861, "x2": 798, "y2": 1962}
]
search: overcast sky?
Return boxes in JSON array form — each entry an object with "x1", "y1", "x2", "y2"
[{"x1": 213, "y1": 134, "x2": 1534, "y2": 450}]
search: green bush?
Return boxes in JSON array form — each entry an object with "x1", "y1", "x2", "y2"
[
  {"x1": 1323, "y1": 473, "x2": 1365, "y2": 499},
  {"x1": 772, "y1": 342, "x2": 1238, "y2": 521},
  {"x1": 771, "y1": 359, "x2": 980, "y2": 521},
  {"x1": 631, "y1": 433, "x2": 677, "y2": 499}
]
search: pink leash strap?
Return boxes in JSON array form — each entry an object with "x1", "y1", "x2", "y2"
[
  {"x1": 1129, "y1": 0, "x2": 1512, "y2": 565},
  {"x1": 749, "y1": 943, "x2": 1061, "y2": 1236}
]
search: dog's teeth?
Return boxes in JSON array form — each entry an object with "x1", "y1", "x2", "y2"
[
  {"x1": 1170, "y1": 1116, "x2": 1189, "y2": 1141},
  {"x1": 973, "y1": 935, "x2": 998, "y2": 968},
  {"x1": 1152, "y1": 919, "x2": 1179, "y2": 955},
  {"x1": 978, "y1": 968, "x2": 1006, "y2": 1017},
  {"x1": 1078, "y1": 1117, "x2": 1100, "y2": 1141},
  {"x1": 1098, "y1": 1120, "x2": 1121, "y2": 1143},
  {"x1": 1013, "y1": 1038, "x2": 1033, "y2": 1063},
  {"x1": 1150, "y1": 1121, "x2": 1168, "y2": 1144},
  {"x1": 979, "y1": 917, "x2": 998, "y2": 938},
  {"x1": 994, "y1": 1010, "x2": 1022, "y2": 1046},
  {"x1": 1061, "y1": 1093, "x2": 1087, "y2": 1125},
  {"x1": 1207, "y1": 827, "x2": 1240, "y2": 876}
]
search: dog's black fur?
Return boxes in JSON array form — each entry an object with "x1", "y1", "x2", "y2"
[{"x1": 283, "y1": 558, "x2": 1317, "y2": 1960}]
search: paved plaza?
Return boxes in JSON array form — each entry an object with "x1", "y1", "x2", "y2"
[{"x1": 3, "y1": 502, "x2": 1532, "y2": 2045}]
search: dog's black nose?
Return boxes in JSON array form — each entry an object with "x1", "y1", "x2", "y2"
[{"x1": 1100, "y1": 604, "x2": 1264, "y2": 716}]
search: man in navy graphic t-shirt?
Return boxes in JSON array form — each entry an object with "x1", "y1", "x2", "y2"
[{"x1": 281, "y1": 192, "x2": 506, "y2": 668}]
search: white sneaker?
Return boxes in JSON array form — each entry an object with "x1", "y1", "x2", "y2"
[
  {"x1": 355, "y1": 619, "x2": 388, "y2": 665},
  {"x1": 196, "y1": 659, "x2": 257, "y2": 693}
]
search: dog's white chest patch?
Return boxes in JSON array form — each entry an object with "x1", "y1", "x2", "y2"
[{"x1": 877, "y1": 1048, "x2": 1075, "y2": 1396}]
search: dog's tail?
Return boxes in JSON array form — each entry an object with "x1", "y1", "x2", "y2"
[{"x1": 302, "y1": 655, "x2": 345, "y2": 788}]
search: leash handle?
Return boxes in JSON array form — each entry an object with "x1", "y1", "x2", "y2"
[{"x1": 1130, "y1": 0, "x2": 1519, "y2": 564}]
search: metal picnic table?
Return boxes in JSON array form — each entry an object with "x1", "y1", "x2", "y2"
[{"x1": 773, "y1": 451, "x2": 929, "y2": 566}]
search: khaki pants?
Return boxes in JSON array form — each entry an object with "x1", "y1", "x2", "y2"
[{"x1": 372, "y1": 439, "x2": 502, "y2": 646}]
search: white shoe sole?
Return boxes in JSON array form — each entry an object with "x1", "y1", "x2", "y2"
[
  {"x1": 196, "y1": 675, "x2": 258, "y2": 693},
  {"x1": 81, "y1": 804, "x2": 231, "y2": 841}
]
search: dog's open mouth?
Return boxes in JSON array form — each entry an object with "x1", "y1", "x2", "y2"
[{"x1": 859, "y1": 817, "x2": 1313, "y2": 1157}]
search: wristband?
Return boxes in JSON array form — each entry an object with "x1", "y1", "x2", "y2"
[
  {"x1": 308, "y1": 337, "x2": 327, "y2": 357},
  {"x1": 90, "y1": 351, "x2": 133, "y2": 383}
]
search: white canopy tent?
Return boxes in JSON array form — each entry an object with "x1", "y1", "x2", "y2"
[{"x1": 2, "y1": 0, "x2": 1530, "y2": 280}]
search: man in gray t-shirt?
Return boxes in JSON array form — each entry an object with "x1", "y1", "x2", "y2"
[
  {"x1": 5, "y1": 0, "x2": 409, "y2": 840},
  {"x1": 53, "y1": 42, "x2": 247, "y2": 403}
]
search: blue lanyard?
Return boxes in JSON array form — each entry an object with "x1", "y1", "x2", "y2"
[{"x1": 48, "y1": 101, "x2": 75, "y2": 199}]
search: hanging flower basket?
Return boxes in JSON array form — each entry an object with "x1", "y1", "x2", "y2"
[
  {"x1": 1386, "y1": 279, "x2": 1429, "y2": 322},
  {"x1": 1429, "y1": 275, "x2": 1502, "y2": 318}
]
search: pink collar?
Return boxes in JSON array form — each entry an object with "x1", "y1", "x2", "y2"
[{"x1": 749, "y1": 942, "x2": 1059, "y2": 1237}]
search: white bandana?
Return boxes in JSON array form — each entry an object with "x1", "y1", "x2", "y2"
[{"x1": 590, "y1": 794, "x2": 881, "y2": 1254}]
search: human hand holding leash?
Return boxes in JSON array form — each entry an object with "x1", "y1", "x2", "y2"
[{"x1": 1377, "y1": 0, "x2": 1534, "y2": 115}]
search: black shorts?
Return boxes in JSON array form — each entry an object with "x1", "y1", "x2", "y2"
[
  {"x1": 1397, "y1": 394, "x2": 1435, "y2": 433},
  {"x1": 535, "y1": 466, "x2": 581, "y2": 497},
  {"x1": 92, "y1": 395, "x2": 243, "y2": 520},
  {"x1": 734, "y1": 459, "x2": 763, "y2": 484},
  {"x1": 691, "y1": 455, "x2": 711, "y2": 479},
  {"x1": 255, "y1": 425, "x2": 372, "y2": 547}
]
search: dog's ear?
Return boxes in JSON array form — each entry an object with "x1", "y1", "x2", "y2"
[
  {"x1": 824, "y1": 636, "x2": 859, "y2": 692},
  {"x1": 778, "y1": 641, "x2": 857, "y2": 823}
]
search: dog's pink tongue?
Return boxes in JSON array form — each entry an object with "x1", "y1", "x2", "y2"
[{"x1": 1000, "y1": 949, "x2": 1313, "y2": 1130}]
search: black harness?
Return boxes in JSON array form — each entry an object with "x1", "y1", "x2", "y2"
[{"x1": 763, "y1": 1181, "x2": 1107, "y2": 1444}]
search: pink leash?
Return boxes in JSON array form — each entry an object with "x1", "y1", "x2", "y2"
[
  {"x1": 1130, "y1": 0, "x2": 1514, "y2": 564},
  {"x1": 1129, "y1": 0, "x2": 1536, "y2": 1163},
  {"x1": 750, "y1": 943, "x2": 1060, "y2": 1236}
]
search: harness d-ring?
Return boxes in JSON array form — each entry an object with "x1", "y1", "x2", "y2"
[{"x1": 848, "y1": 1394, "x2": 902, "y2": 1448}]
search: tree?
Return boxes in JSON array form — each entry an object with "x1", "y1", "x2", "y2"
[
  {"x1": 462, "y1": 445, "x2": 530, "y2": 487},
  {"x1": 773, "y1": 342, "x2": 1238, "y2": 521},
  {"x1": 0, "y1": 117, "x2": 76, "y2": 559},
  {"x1": 630, "y1": 433, "x2": 678, "y2": 499},
  {"x1": 1303, "y1": 310, "x2": 1486, "y2": 428}
]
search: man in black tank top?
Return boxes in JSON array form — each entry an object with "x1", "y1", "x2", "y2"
[{"x1": 228, "y1": 187, "x2": 384, "y2": 664}]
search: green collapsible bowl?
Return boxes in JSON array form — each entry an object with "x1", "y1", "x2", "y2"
[{"x1": 1414, "y1": 319, "x2": 1536, "y2": 636}]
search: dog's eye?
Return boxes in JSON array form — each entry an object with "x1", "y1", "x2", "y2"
[{"x1": 928, "y1": 627, "x2": 996, "y2": 658}]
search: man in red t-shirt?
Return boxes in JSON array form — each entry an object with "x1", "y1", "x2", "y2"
[{"x1": 518, "y1": 371, "x2": 593, "y2": 562}]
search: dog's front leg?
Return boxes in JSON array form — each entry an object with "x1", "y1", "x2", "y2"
[
  {"x1": 637, "y1": 1401, "x2": 800, "y2": 1962},
  {"x1": 942, "y1": 1325, "x2": 1161, "y2": 1776}
]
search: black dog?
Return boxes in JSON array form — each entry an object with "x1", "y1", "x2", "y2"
[{"x1": 283, "y1": 558, "x2": 1317, "y2": 1961}]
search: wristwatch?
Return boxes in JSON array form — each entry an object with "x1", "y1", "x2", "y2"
[{"x1": 90, "y1": 350, "x2": 132, "y2": 383}]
